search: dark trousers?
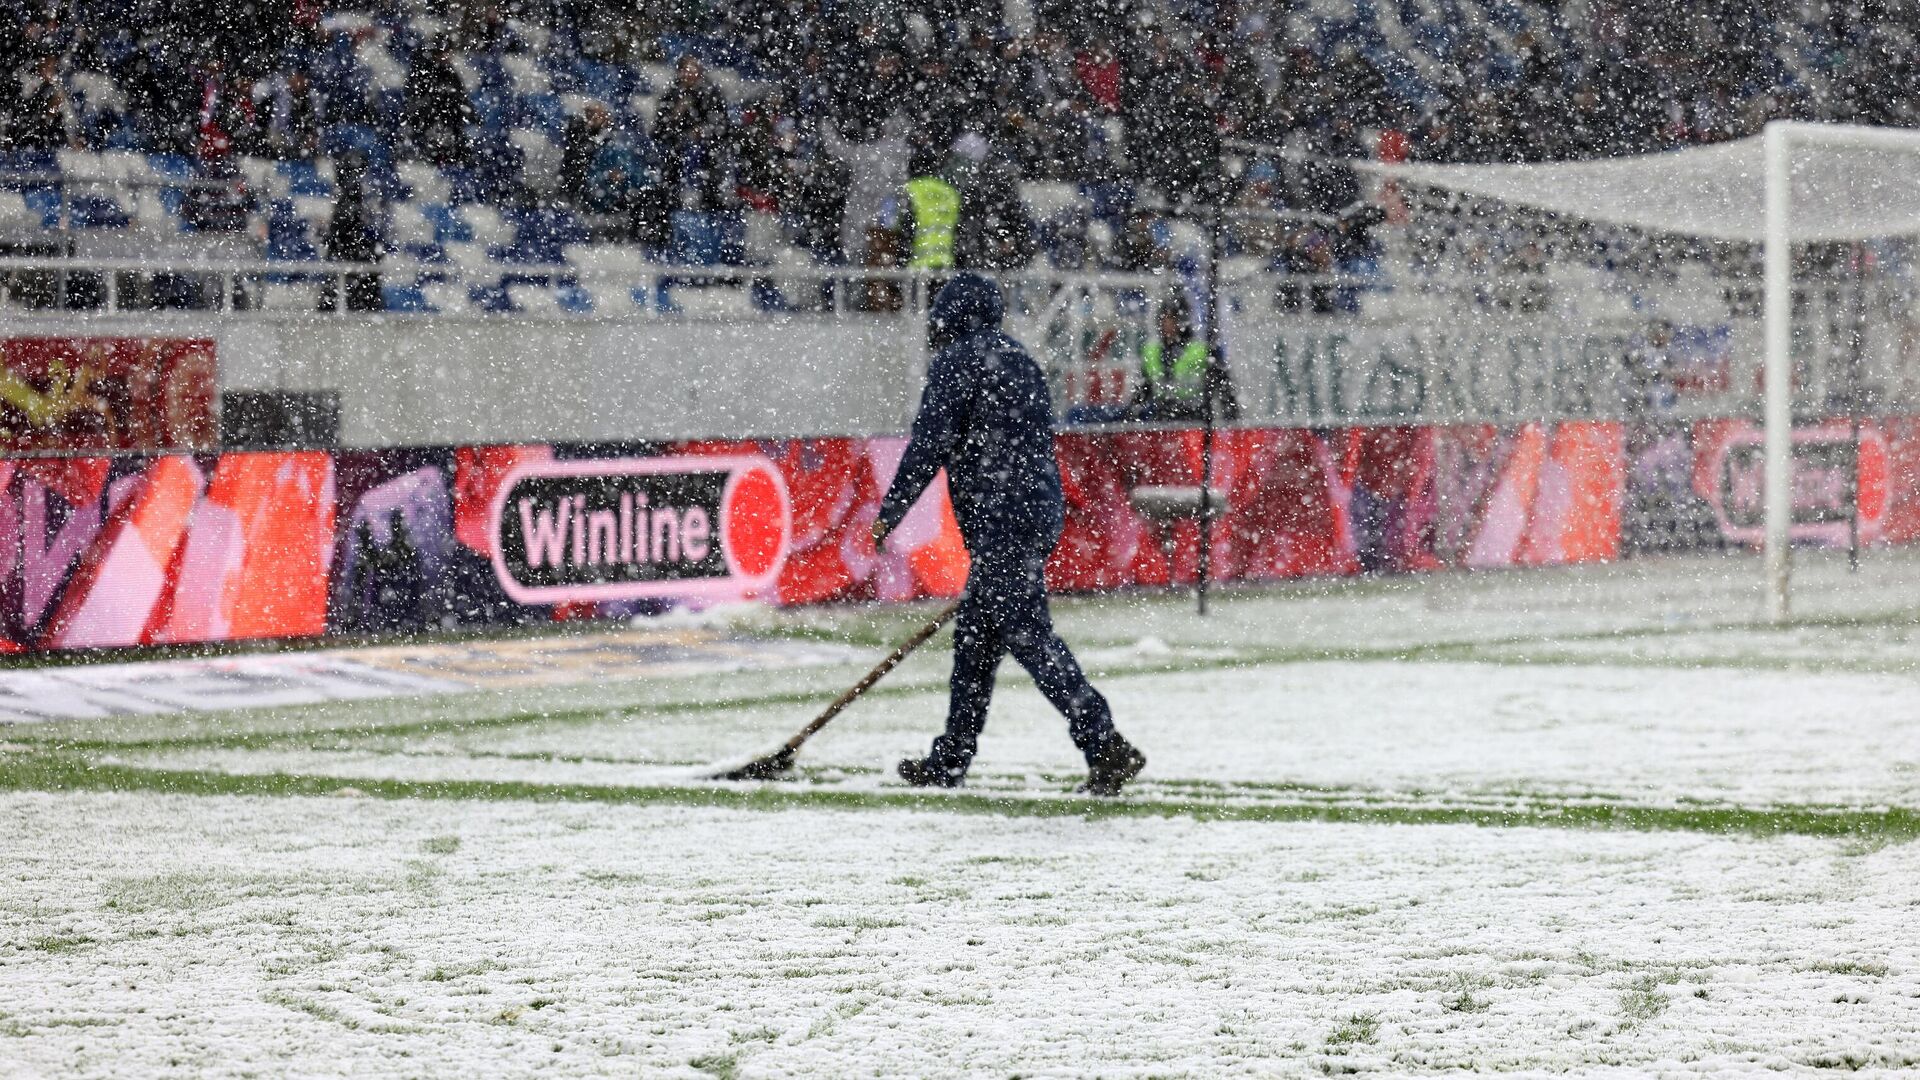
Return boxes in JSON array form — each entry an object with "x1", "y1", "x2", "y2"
[{"x1": 927, "y1": 534, "x2": 1115, "y2": 772}]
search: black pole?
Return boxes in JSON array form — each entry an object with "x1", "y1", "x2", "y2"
[
  {"x1": 1195, "y1": 193, "x2": 1222, "y2": 616},
  {"x1": 1847, "y1": 241, "x2": 1867, "y2": 572}
]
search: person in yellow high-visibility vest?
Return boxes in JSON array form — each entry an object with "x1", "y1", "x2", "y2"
[
  {"x1": 902, "y1": 173, "x2": 960, "y2": 271},
  {"x1": 1129, "y1": 295, "x2": 1240, "y2": 422}
]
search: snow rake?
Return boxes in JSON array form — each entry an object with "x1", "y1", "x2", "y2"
[{"x1": 710, "y1": 601, "x2": 962, "y2": 781}]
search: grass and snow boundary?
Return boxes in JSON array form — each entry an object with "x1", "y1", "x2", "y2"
[{"x1": 4, "y1": 552, "x2": 1920, "y2": 1075}]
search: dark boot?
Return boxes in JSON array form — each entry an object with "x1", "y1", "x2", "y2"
[
  {"x1": 897, "y1": 756, "x2": 966, "y2": 789},
  {"x1": 1078, "y1": 733, "x2": 1145, "y2": 797}
]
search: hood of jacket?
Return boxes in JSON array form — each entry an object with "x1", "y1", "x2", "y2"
[{"x1": 927, "y1": 272, "x2": 1004, "y2": 351}]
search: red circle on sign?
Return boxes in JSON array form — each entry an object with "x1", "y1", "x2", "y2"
[{"x1": 723, "y1": 465, "x2": 788, "y2": 580}]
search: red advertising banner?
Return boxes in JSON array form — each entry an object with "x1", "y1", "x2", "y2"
[
  {"x1": 0, "y1": 337, "x2": 217, "y2": 451},
  {"x1": 1, "y1": 418, "x2": 1913, "y2": 653}
]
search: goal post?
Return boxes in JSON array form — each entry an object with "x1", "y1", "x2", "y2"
[
  {"x1": 1761, "y1": 121, "x2": 1920, "y2": 619},
  {"x1": 1352, "y1": 121, "x2": 1920, "y2": 620},
  {"x1": 1763, "y1": 123, "x2": 1792, "y2": 620}
]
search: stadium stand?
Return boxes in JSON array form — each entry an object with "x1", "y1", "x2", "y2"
[{"x1": 0, "y1": 0, "x2": 1907, "y2": 314}]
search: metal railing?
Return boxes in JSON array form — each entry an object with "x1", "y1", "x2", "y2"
[{"x1": 0, "y1": 254, "x2": 1182, "y2": 320}]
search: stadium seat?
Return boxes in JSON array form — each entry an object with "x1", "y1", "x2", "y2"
[
  {"x1": 462, "y1": 205, "x2": 515, "y2": 249},
  {"x1": 743, "y1": 211, "x2": 784, "y2": 264},
  {"x1": 145, "y1": 154, "x2": 193, "y2": 183},
  {"x1": 1019, "y1": 182, "x2": 1084, "y2": 223},
  {"x1": 442, "y1": 241, "x2": 493, "y2": 275},
  {"x1": 293, "y1": 195, "x2": 334, "y2": 231},
  {"x1": 320, "y1": 11, "x2": 373, "y2": 32},
  {"x1": 421, "y1": 204, "x2": 472, "y2": 244},
  {"x1": 235, "y1": 156, "x2": 279, "y2": 195},
  {"x1": 663, "y1": 283, "x2": 756, "y2": 319},
  {"x1": 468, "y1": 283, "x2": 514, "y2": 312},
  {"x1": 668, "y1": 211, "x2": 743, "y2": 267},
  {"x1": 566, "y1": 242, "x2": 656, "y2": 277},
  {"x1": 1166, "y1": 220, "x2": 1208, "y2": 257},
  {"x1": 0, "y1": 191, "x2": 33, "y2": 231},
  {"x1": 420, "y1": 282, "x2": 470, "y2": 314},
  {"x1": 521, "y1": 93, "x2": 571, "y2": 138},
  {"x1": 382, "y1": 283, "x2": 431, "y2": 311},
  {"x1": 69, "y1": 194, "x2": 129, "y2": 229},
  {"x1": 276, "y1": 160, "x2": 335, "y2": 198},
  {"x1": 502, "y1": 53, "x2": 550, "y2": 96},
  {"x1": 21, "y1": 188, "x2": 61, "y2": 229},
  {"x1": 68, "y1": 71, "x2": 127, "y2": 114},
  {"x1": 265, "y1": 200, "x2": 320, "y2": 261},
  {"x1": 133, "y1": 190, "x2": 184, "y2": 235},
  {"x1": 389, "y1": 203, "x2": 438, "y2": 248},
  {"x1": 515, "y1": 16, "x2": 555, "y2": 49},
  {"x1": 636, "y1": 63, "x2": 676, "y2": 93},
  {"x1": 56, "y1": 150, "x2": 111, "y2": 181},
  {"x1": 398, "y1": 162, "x2": 450, "y2": 204},
  {"x1": 508, "y1": 129, "x2": 562, "y2": 197},
  {"x1": 359, "y1": 38, "x2": 408, "y2": 91},
  {"x1": 259, "y1": 281, "x2": 319, "y2": 311},
  {"x1": 502, "y1": 206, "x2": 587, "y2": 264}
]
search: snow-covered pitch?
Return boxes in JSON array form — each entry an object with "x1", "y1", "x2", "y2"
[{"x1": 5, "y1": 550, "x2": 1920, "y2": 1076}]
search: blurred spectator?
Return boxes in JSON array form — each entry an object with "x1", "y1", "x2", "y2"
[
  {"x1": 947, "y1": 133, "x2": 1033, "y2": 271},
  {"x1": 1074, "y1": 38, "x2": 1122, "y2": 114},
  {"x1": 4, "y1": 0, "x2": 1919, "y2": 300},
  {"x1": 322, "y1": 154, "x2": 383, "y2": 312},
  {"x1": 564, "y1": 103, "x2": 667, "y2": 245},
  {"x1": 1109, "y1": 210, "x2": 1167, "y2": 274},
  {"x1": 182, "y1": 153, "x2": 251, "y2": 233},
  {"x1": 1127, "y1": 293, "x2": 1238, "y2": 422},
  {"x1": 773, "y1": 128, "x2": 848, "y2": 264},
  {"x1": 562, "y1": 102, "x2": 617, "y2": 206},
  {"x1": 899, "y1": 145, "x2": 960, "y2": 271},
  {"x1": 654, "y1": 54, "x2": 731, "y2": 215},
  {"x1": 405, "y1": 40, "x2": 470, "y2": 166},
  {"x1": 827, "y1": 111, "x2": 908, "y2": 266},
  {"x1": 841, "y1": 47, "x2": 906, "y2": 136},
  {"x1": 9, "y1": 53, "x2": 79, "y2": 151},
  {"x1": 259, "y1": 69, "x2": 323, "y2": 161}
]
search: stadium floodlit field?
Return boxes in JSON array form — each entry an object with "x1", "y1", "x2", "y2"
[{"x1": 5, "y1": 551, "x2": 1920, "y2": 1076}]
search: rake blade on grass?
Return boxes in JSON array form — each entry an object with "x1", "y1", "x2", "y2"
[
  {"x1": 706, "y1": 601, "x2": 963, "y2": 784},
  {"x1": 710, "y1": 747, "x2": 797, "y2": 781}
]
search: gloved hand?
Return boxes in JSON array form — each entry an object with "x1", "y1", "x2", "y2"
[{"x1": 871, "y1": 518, "x2": 891, "y2": 552}]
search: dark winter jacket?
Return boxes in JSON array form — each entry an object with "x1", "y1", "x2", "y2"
[{"x1": 877, "y1": 274, "x2": 1064, "y2": 553}]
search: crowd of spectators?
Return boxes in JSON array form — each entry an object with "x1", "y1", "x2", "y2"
[{"x1": 0, "y1": 0, "x2": 1914, "y2": 281}]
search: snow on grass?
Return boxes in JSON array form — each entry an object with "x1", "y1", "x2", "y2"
[
  {"x1": 96, "y1": 658, "x2": 1920, "y2": 816},
  {"x1": 2, "y1": 791, "x2": 1918, "y2": 1077},
  {"x1": 6, "y1": 556, "x2": 1920, "y2": 1074}
]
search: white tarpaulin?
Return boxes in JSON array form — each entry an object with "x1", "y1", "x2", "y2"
[{"x1": 1358, "y1": 122, "x2": 1920, "y2": 242}]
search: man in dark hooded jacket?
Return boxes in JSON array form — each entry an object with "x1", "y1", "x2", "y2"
[{"x1": 871, "y1": 273, "x2": 1146, "y2": 796}]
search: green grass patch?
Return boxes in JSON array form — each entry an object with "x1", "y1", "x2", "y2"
[
  {"x1": 1617, "y1": 974, "x2": 1672, "y2": 1025},
  {"x1": 6, "y1": 751, "x2": 1920, "y2": 841},
  {"x1": 1326, "y1": 1012, "x2": 1380, "y2": 1049}
]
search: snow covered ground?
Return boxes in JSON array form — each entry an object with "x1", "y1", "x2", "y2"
[{"x1": 5, "y1": 550, "x2": 1920, "y2": 1075}]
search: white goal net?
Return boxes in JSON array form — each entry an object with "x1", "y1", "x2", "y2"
[{"x1": 1351, "y1": 121, "x2": 1920, "y2": 617}]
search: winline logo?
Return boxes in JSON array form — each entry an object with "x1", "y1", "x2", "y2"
[{"x1": 489, "y1": 455, "x2": 790, "y2": 603}]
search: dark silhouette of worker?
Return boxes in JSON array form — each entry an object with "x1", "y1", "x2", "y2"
[{"x1": 872, "y1": 273, "x2": 1145, "y2": 795}]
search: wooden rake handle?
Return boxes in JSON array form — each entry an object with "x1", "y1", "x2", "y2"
[{"x1": 781, "y1": 600, "x2": 962, "y2": 753}]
